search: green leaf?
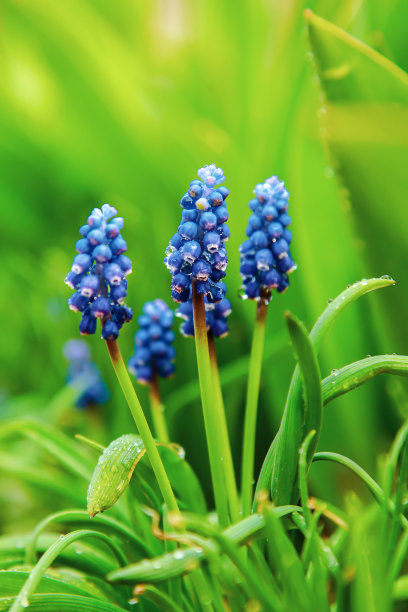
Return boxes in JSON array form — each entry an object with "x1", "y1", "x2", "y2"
[
  {"x1": 305, "y1": 11, "x2": 408, "y2": 348},
  {"x1": 257, "y1": 277, "x2": 395, "y2": 504},
  {"x1": 0, "y1": 593, "x2": 129, "y2": 612},
  {"x1": 10, "y1": 530, "x2": 127, "y2": 612},
  {"x1": 0, "y1": 533, "x2": 120, "y2": 576},
  {"x1": 271, "y1": 312, "x2": 322, "y2": 505},
  {"x1": 322, "y1": 355, "x2": 408, "y2": 404},
  {"x1": 0, "y1": 417, "x2": 93, "y2": 480},
  {"x1": 262, "y1": 504, "x2": 312, "y2": 611},
  {"x1": 108, "y1": 505, "x2": 299, "y2": 584},
  {"x1": 25, "y1": 509, "x2": 152, "y2": 565},
  {"x1": 0, "y1": 568, "x2": 128, "y2": 606},
  {"x1": 87, "y1": 435, "x2": 145, "y2": 517}
]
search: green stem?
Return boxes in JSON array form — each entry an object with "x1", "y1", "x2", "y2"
[
  {"x1": 105, "y1": 339, "x2": 179, "y2": 514},
  {"x1": 208, "y1": 332, "x2": 240, "y2": 523},
  {"x1": 191, "y1": 281, "x2": 230, "y2": 527},
  {"x1": 11, "y1": 529, "x2": 127, "y2": 612},
  {"x1": 241, "y1": 297, "x2": 268, "y2": 516},
  {"x1": 149, "y1": 373, "x2": 170, "y2": 443}
]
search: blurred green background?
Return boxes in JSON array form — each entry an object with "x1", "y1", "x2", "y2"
[{"x1": 0, "y1": 0, "x2": 407, "y2": 514}]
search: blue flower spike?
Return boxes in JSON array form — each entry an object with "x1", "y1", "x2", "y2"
[
  {"x1": 63, "y1": 339, "x2": 109, "y2": 409},
  {"x1": 128, "y1": 299, "x2": 176, "y2": 385},
  {"x1": 239, "y1": 176, "x2": 297, "y2": 304},
  {"x1": 176, "y1": 294, "x2": 232, "y2": 339},
  {"x1": 65, "y1": 204, "x2": 133, "y2": 340},
  {"x1": 164, "y1": 164, "x2": 230, "y2": 306}
]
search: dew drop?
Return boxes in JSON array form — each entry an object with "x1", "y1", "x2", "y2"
[
  {"x1": 331, "y1": 369, "x2": 339, "y2": 376},
  {"x1": 380, "y1": 274, "x2": 392, "y2": 280},
  {"x1": 327, "y1": 298, "x2": 333, "y2": 304},
  {"x1": 21, "y1": 595, "x2": 30, "y2": 608},
  {"x1": 361, "y1": 278, "x2": 368, "y2": 286},
  {"x1": 174, "y1": 550, "x2": 185, "y2": 560}
]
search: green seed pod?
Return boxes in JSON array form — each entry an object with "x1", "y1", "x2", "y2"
[{"x1": 87, "y1": 434, "x2": 145, "y2": 517}]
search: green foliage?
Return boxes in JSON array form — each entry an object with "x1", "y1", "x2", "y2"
[{"x1": 1, "y1": 1, "x2": 408, "y2": 611}]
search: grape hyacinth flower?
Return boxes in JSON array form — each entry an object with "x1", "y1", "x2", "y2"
[
  {"x1": 163, "y1": 164, "x2": 239, "y2": 525},
  {"x1": 128, "y1": 299, "x2": 176, "y2": 385},
  {"x1": 176, "y1": 293, "x2": 232, "y2": 339},
  {"x1": 240, "y1": 175, "x2": 297, "y2": 517},
  {"x1": 128, "y1": 299, "x2": 175, "y2": 442},
  {"x1": 63, "y1": 340, "x2": 109, "y2": 409},
  {"x1": 65, "y1": 203, "x2": 133, "y2": 340},
  {"x1": 164, "y1": 164, "x2": 230, "y2": 305},
  {"x1": 239, "y1": 176, "x2": 297, "y2": 304}
]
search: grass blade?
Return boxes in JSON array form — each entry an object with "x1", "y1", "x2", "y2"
[{"x1": 271, "y1": 311, "x2": 322, "y2": 505}]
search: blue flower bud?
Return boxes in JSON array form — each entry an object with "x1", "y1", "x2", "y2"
[
  {"x1": 93, "y1": 244, "x2": 112, "y2": 263},
  {"x1": 68, "y1": 292, "x2": 90, "y2": 312},
  {"x1": 200, "y1": 212, "x2": 217, "y2": 231},
  {"x1": 171, "y1": 287, "x2": 190, "y2": 303},
  {"x1": 239, "y1": 175, "x2": 296, "y2": 302},
  {"x1": 180, "y1": 193, "x2": 196, "y2": 210},
  {"x1": 196, "y1": 197, "x2": 210, "y2": 211},
  {"x1": 188, "y1": 182, "x2": 204, "y2": 199},
  {"x1": 240, "y1": 259, "x2": 257, "y2": 276},
  {"x1": 209, "y1": 190, "x2": 223, "y2": 207},
  {"x1": 267, "y1": 222, "x2": 283, "y2": 239},
  {"x1": 87, "y1": 229, "x2": 105, "y2": 246},
  {"x1": 181, "y1": 241, "x2": 201, "y2": 264},
  {"x1": 255, "y1": 248, "x2": 274, "y2": 271},
  {"x1": 79, "y1": 308, "x2": 97, "y2": 335},
  {"x1": 101, "y1": 320, "x2": 119, "y2": 340},
  {"x1": 80, "y1": 274, "x2": 99, "y2": 297},
  {"x1": 114, "y1": 254, "x2": 132, "y2": 275},
  {"x1": 215, "y1": 206, "x2": 229, "y2": 224},
  {"x1": 251, "y1": 230, "x2": 268, "y2": 249},
  {"x1": 110, "y1": 284, "x2": 127, "y2": 305},
  {"x1": 75, "y1": 238, "x2": 92, "y2": 254},
  {"x1": 105, "y1": 223, "x2": 120, "y2": 239},
  {"x1": 203, "y1": 231, "x2": 221, "y2": 253},
  {"x1": 196, "y1": 280, "x2": 211, "y2": 295},
  {"x1": 110, "y1": 236, "x2": 127, "y2": 256},
  {"x1": 128, "y1": 299, "x2": 176, "y2": 384},
  {"x1": 65, "y1": 270, "x2": 84, "y2": 289},
  {"x1": 91, "y1": 297, "x2": 111, "y2": 318},
  {"x1": 172, "y1": 272, "x2": 190, "y2": 293},
  {"x1": 111, "y1": 216, "x2": 124, "y2": 230},
  {"x1": 218, "y1": 223, "x2": 230, "y2": 241},
  {"x1": 192, "y1": 259, "x2": 212, "y2": 281},
  {"x1": 104, "y1": 263, "x2": 123, "y2": 285},
  {"x1": 64, "y1": 339, "x2": 109, "y2": 408},
  {"x1": 182, "y1": 209, "x2": 199, "y2": 222},
  {"x1": 179, "y1": 222, "x2": 198, "y2": 240},
  {"x1": 72, "y1": 254, "x2": 92, "y2": 275}
]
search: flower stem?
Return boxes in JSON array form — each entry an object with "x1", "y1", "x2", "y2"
[
  {"x1": 149, "y1": 373, "x2": 170, "y2": 443},
  {"x1": 208, "y1": 331, "x2": 240, "y2": 523},
  {"x1": 241, "y1": 297, "x2": 268, "y2": 517},
  {"x1": 191, "y1": 281, "x2": 230, "y2": 527},
  {"x1": 105, "y1": 339, "x2": 179, "y2": 514}
]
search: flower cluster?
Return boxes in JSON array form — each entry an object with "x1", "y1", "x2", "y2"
[
  {"x1": 239, "y1": 176, "x2": 297, "y2": 303},
  {"x1": 65, "y1": 204, "x2": 133, "y2": 340},
  {"x1": 128, "y1": 299, "x2": 176, "y2": 384},
  {"x1": 164, "y1": 164, "x2": 230, "y2": 305},
  {"x1": 63, "y1": 340, "x2": 109, "y2": 409},
  {"x1": 176, "y1": 293, "x2": 232, "y2": 339}
]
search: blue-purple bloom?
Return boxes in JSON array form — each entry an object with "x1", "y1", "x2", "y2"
[
  {"x1": 128, "y1": 299, "x2": 176, "y2": 384},
  {"x1": 164, "y1": 164, "x2": 230, "y2": 305},
  {"x1": 176, "y1": 293, "x2": 232, "y2": 339},
  {"x1": 239, "y1": 176, "x2": 297, "y2": 303},
  {"x1": 65, "y1": 204, "x2": 133, "y2": 340},
  {"x1": 63, "y1": 340, "x2": 109, "y2": 409}
]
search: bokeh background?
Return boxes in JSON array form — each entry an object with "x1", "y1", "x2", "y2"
[{"x1": 0, "y1": 0, "x2": 407, "y2": 522}]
